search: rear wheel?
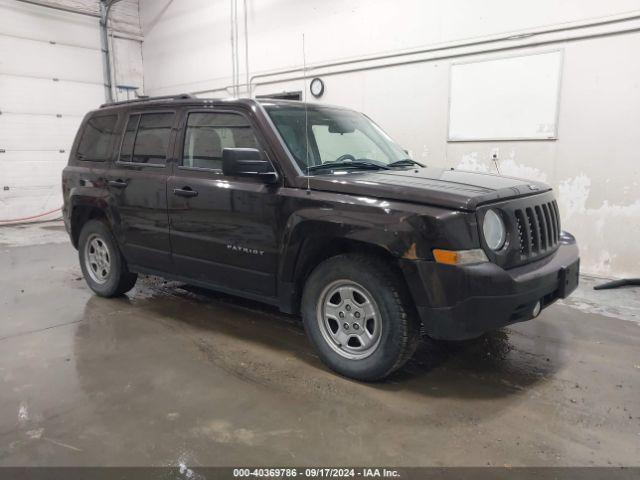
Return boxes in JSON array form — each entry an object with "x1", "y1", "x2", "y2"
[
  {"x1": 301, "y1": 254, "x2": 420, "y2": 381},
  {"x1": 78, "y1": 219, "x2": 137, "y2": 297}
]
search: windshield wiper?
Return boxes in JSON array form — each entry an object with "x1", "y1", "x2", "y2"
[
  {"x1": 307, "y1": 160, "x2": 389, "y2": 172},
  {"x1": 387, "y1": 159, "x2": 424, "y2": 168}
]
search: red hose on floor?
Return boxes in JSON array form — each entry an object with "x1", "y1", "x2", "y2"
[{"x1": 0, "y1": 207, "x2": 62, "y2": 225}]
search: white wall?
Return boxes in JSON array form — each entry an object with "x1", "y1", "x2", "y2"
[
  {"x1": 108, "y1": 0, "x2": 144, "y2": 100},
  {"x1": 0, "y1": 0, "x2": 143, "y2": 223},
  {"x1": 140, "y1": 0, "x2": 640, "y2": 278}
]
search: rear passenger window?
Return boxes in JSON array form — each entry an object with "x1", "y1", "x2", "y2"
[
  {"x1": 182, "y1": 112, "x2": 259, "y2": 170},
  {"x1": 77, "y1": 115, "x2": 117, "y2": 161},
  {"x1": 119, "y1": 112, "x2": 175, "y2": 165},
  {"x1": 119, "y1": 115, "x2": 139, "y2": 163}
]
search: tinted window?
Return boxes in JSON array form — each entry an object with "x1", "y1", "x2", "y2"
[
  {"x1": 119, "y1": 112, "x2": 174, "y2": 165},
  {"x1": 132, "y1": 113, "x2": 175, "y2": 165},
  {"x1": 77, "y1": 115, "x2": 117, "y2": 161},
  {"x1": 182, "y1": 113, "x2": 259, "y2": 170},
  {"x1": 118, "y1": 115, "x2": 139, "y2": 163}
]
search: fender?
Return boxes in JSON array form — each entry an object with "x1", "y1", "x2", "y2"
[
  {"x1": 275, "y1": 188, "x2": 480, "y2": 313},
  {"x1": 64, "y1": 167, "x2": 123, "y2": 248}
]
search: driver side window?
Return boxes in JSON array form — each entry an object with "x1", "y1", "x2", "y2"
[
  {"x1": 182, "y1": 112, "x2": 259, "y2": 171},
  {"x1": 311, "y1": 125, "x2": 387, "y2": 163}
]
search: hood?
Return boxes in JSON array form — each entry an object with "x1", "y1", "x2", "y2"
[{"x1": 307, "y1": 166, "x2": 551, "y2": 211}]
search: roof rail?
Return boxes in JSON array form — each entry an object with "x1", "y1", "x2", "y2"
[{"x1": 100, "y1": 93, "x2": 196, "y2": 108}]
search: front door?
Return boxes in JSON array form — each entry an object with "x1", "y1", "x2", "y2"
[
  {"x1": 106, "y1": 111, "x2": 176, "y2": 272},
  {"x1": 167, "y1": 109, "x2": 281, "y2": 298}
]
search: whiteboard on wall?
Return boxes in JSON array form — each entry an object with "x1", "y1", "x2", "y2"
[{"x1": 448, "y1": 51, "x2": 563, "y2": 141}]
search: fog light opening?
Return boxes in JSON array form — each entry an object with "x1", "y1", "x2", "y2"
[{"x1": 532, "y1": 301, "x2": 542, "y2": 318}]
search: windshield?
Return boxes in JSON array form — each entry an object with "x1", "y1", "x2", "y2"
[{"x1": 264, "y1": 104, "x2": 410, "y2": 173}]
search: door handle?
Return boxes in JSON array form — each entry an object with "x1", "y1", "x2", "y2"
[
  {"x1": 108, "y1": 179, "x2": 128, "y2": 188},
  {"x1": 173, "y1": 187, "x2": 198, "y2": 198}
]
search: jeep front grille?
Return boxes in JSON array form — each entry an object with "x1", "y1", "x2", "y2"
[
  {"x1": 514, "y1": 200, "x2": 560, "y2": 258},
  {"x1": 478, "y1": 191, "x2": 561, "y2": 269}
]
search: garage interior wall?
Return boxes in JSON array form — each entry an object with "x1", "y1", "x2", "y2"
[
  {"x1": 139, "y1": 0, "x2": 640, "y2": 280},
  {"x1": 0, "y1": 0, "x2": 143, "y2": 222},
  {"x1": 1, "y1": 0, "x2": 638, "y2": 280}
]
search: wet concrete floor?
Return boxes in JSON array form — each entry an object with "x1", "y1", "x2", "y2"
[{"x1": 1, "y1": 226, "x2": 639, "y2": 467}]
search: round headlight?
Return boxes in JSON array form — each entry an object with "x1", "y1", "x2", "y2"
[{"x1": 483, "y1": 209, "x2": 506, "y2": 251}]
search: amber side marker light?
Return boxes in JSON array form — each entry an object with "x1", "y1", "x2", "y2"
[{"x1": 433, "y1": 248, "x2": 488, "y2": 265}]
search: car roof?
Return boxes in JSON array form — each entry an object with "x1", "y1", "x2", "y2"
[
  {"x1": 97, "y1": 94, "x2": 351, "y2": 113},
  {"x1": 98, "y1": 94, "x2": 253, "y2": 110}
]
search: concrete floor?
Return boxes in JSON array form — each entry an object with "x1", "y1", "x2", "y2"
[{"x1": 1, "y1": 222, "x2": 639, "y2": 467}]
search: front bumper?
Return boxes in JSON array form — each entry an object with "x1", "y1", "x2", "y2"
[{"x1": 399, "y1": 238, "x2": 579, "y2": 340}]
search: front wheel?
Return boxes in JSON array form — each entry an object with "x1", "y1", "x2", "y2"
[
  {"x1": 301, "y1": 254, "x2": 420, "y2": 381},
  {"x1": 78, "y1": 219, "x2": 137, "y2": 297}
]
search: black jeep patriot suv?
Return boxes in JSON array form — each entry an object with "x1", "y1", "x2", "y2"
[{"x1": 62, "y1": 95, "x2": 579, "y2": 381}]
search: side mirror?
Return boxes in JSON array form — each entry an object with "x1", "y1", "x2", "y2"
[{"x1": 222, "y1": 148, "x2": 278, "y2": 183}]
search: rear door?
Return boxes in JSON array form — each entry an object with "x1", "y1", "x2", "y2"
[
  {"x1": 107, "y1": 110, "x2": 176, "y2": 272},
  {"x1": 167, "y1": 109, "x2": 281, "y2": 298}
]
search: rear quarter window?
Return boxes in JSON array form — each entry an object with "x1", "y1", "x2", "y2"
[{"x1": 77, "y1": 115, "x2": 118, "y2": 161}]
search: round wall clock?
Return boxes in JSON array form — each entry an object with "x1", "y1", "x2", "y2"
[{"x1": 310, "y1": 77, "x2": 325, "y2": 98}]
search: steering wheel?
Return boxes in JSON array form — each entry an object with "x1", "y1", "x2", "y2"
[{"x1": 334, "y1": 154, "x2": 356, "y2": 163}]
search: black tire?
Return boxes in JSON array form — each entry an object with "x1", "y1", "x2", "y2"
[
  {"x1": 78, "y1": 219, "x2": 137, "y2": 297},
  {"x1": 301, "y1": 254, "x2": 420, "y2": 381}
]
